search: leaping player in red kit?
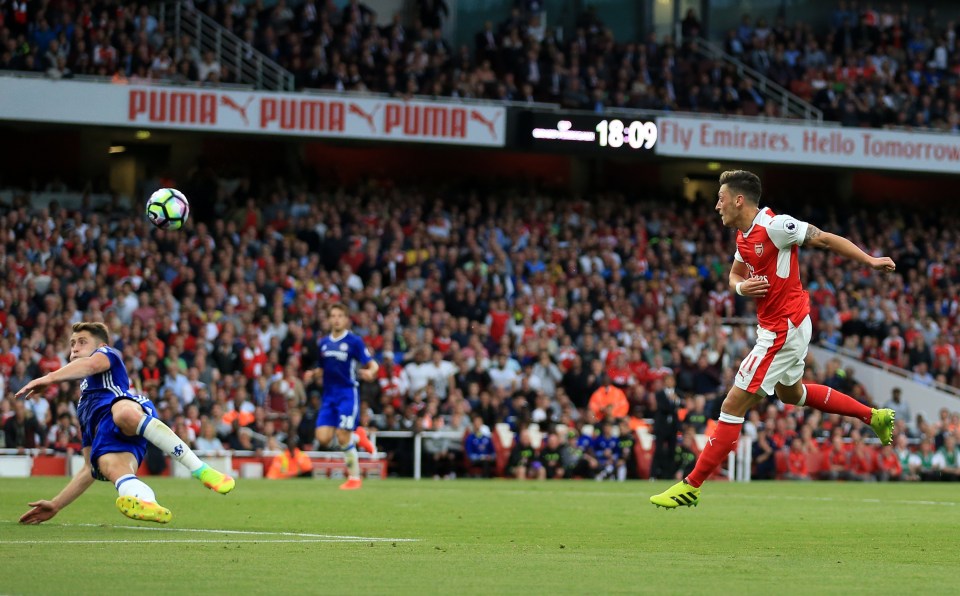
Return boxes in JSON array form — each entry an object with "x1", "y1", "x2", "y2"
[{"x1": 651, "y1": 170, "x2": 897, "y2": 508}]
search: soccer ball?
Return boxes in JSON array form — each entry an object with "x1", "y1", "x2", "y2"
[{"x1": 146, "y1": 188, "x2": 190, "y2": 230}]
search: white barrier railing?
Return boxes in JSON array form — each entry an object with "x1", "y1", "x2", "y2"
[
  {"x1": 0, "y1": 430, "x2": 466, "y2": 481},
  {"x1": 375, "y1": 430, "x2": 466, "y2": 480},
  {"x1": 726, "y1": 437, "x2": 754, "y2": 482}
]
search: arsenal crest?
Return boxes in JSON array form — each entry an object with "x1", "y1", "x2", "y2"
[{"x1": 754, "y1": 243, "x2": 764, "y2": 257}]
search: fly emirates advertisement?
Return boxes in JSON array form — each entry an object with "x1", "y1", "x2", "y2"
[
  {"x1": 655, "y1": 115, "x2": 960, "y2": 174},
  {"x1": 0, "y1": 78, "x2": 506, "y2": 147}
]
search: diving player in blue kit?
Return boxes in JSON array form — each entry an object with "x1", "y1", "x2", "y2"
[{"x1": 17, "y1": 322, "x2": 234, "y2": 524}]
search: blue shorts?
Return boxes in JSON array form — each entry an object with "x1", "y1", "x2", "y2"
[
  {"x1": 79, "y1": 395, "x2": 156, "y2": 481},
  {"x1": 316, "y1": 389, "x2": 360, "y2": 430}
]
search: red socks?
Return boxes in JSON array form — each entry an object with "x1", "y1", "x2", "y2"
[
  {"x1": 686, "y1": 415, "x2": 743, "y2": 488},
  {"x1": 801, "y1": 384, "x2": 872, "y2": 424},
  {"x1": 684, "y1": 385, "x2": 872, "y2": 489}
]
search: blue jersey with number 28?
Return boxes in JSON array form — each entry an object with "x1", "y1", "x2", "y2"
[{"x1": 318, "y1": 331, "x2": 372, "y2": 393}]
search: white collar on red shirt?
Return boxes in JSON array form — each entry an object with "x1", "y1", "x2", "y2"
[{"x1": 743, "y1": 207, "x2": 773, "y2": 238}]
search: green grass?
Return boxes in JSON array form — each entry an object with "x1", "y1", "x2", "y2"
[{"x1": 1, "y1": 478, "x2": 957, "y2": 594}]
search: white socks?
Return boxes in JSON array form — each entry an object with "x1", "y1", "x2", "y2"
[
  {"x1": 137, "y1": 415, "x2": 204, "y2": 473},
  {"x1": 114, "y1": 474, "x2": 157, "y2": 502},
  {"x1": 343, "y1": 443, "x2": 360, "y2": 480}
]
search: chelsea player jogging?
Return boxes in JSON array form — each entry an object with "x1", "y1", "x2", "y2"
[
  {"x1": 17, "y1": 322, "x2": 234, "y2": 525},
  {"x1": 307, "y1": 304, "x2": 379, "y2": 490}
]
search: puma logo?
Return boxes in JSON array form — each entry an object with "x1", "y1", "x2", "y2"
[
  {"x1": 349, "y1": 103, "x2": 381, "y2": 132},
  {"x1": 220, "y1": 95, "x2": 254, "y2": 126},
  {"x1": 469, "y1": 110, "x2": 501, "y2": 138}
]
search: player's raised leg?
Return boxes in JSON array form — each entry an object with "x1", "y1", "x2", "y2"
[
  {"x1": 354, "y1": 426, "x2": 375, "y2": 454},
  {"x1": 787, "y1": 384, "x2": 895, "y2": 446},
  {"x1": 113, "y1": 400, "x2": 235, "y2": 494},
  {"x1": 775, "y1": 377, "x2": 895, "y2": 446},
  {"x1": 98, "y1": 451, "x2": 171, "y2": 524}
]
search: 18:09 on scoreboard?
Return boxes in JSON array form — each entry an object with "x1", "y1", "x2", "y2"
[{"x1": 520, "y1": 113, "x2": 658, "y2": 152}]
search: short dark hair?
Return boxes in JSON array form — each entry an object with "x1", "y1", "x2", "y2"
[
  {"x1": 72, "y1": 321, "x2": 110, "y2": 345},
  {"x1": 719, "y1": 170, "x2": 762, "y2": 204}
]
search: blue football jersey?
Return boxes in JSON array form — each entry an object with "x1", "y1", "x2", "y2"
[
  {"x1": 318, "y1": 331, "x2": 372, "y2": 390},
  {"x1": 466, "y1": 433, "x2": 495, "y2": 458},
  {"x1": 79, "y1": 346, "x2": 138, "y2": 406},
  {"x1": 593, "y1": 435, "x2": 620, "y2": 461}
]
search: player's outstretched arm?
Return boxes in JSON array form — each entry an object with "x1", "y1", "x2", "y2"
[
  {"x1": 359, "y1": 360, "x2": 380, "y2": 382},
  {"x1": 15, "y1": 353, "x2": 111, "y2": 399},
  {"x1": 803, "y1": 225, "x2": 896, "y2": 272},
  {"x1": 20, "y1": 448, "x2": 96, "y2": 524}
]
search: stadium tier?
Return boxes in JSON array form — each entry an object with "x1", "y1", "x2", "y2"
[{"x1": 3, "y1": 1, "x2": 960, "y2": 128}]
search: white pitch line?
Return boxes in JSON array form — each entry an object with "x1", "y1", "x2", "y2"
[
  {"x1": 69, "y1": 523, "x2": 418, "y2": 541},
  {"x1": 728, "y1": 494, "x2": 957, "y2": 507},
  {"x1": 0, "y1": 520, "x2": 418, "y2": 542},
  {"x1": 3, "y1": 539, "x2": 405, "y2": 544},
  {"x1": 492, "y1": 488, "x2": 959, "y2": 507}
]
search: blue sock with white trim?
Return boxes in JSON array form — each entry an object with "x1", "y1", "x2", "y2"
[{"x1": 114, "y1": 474, "x2": 157, "y2": 502}]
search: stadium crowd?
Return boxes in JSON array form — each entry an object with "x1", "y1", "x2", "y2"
[
  {"x1": 1, "y1": 172, "x2": 959, "y2": 482},
  {"x1": 3, "y1": 1, "x2": 960, "y2": 129}
]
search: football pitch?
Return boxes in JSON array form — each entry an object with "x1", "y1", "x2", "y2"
[{"x1": 1, "y1": 478, "x2": 957, "y2": 595}]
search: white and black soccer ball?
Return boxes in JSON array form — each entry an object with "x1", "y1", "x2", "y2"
[{"x1": 146, "y1": 188, "x2": 190, "y2": 230}]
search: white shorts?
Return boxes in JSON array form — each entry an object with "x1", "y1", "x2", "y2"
[{"x1": 734, "y1": 315, "x2": 812, "y2": 397}]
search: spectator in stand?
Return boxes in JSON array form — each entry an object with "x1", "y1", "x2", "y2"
[
  {"x1": 46, "y1": 412, "x2": 80, "y2": 452},
  {"x1": 931, "y1": 434, "x2": 960, "y2": 481},
  {"x1": 848, "y1": 434, "x2": 876, "y2": 481},
  {"x1": 911, "y1": 439, "x2": 938, "y2": 481},
  {"x1": 882, "y1": 388, "x2": 910, "y2": 432},
  {"x1": 820, "y1": 433, "x2": 851, "y2": 481},
  {"x1": 464, "y1": 414, "x2": 495, "y2": 478},
  {"x1": 894, "y1": 434, "x2": 918, "y2": 481},
  {"x1": 24, "y1": 389, "x2": 52, "y2": 436},
  {"x1": 673, "y1": 427, "x2": 699, "y2": 480},
  {"x1": 874, "y1": 444, "x2": 903, "y2": 481},
  {"x1": 3, "y1": 399, "x2": 40, "y2": 450},
  {"x1": 508, "y1": 429, "x2": 542, "y2": 480},
  {"x1": 539, "y1": 431, "x2": 565, "y2": 479},
  {"x1": 751, "y1": 427, "x2": 776, "y2": 480},
  {"x1": 784, "y1": 437, "x2": 811, "y2": 480},
  {"x1": 591, "y1": 422, "x2": 621, "y2": 481}
]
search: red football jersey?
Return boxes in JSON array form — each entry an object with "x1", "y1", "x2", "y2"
[{"x1": 734, "y1": 208, "x2": 810, "y2": 331}]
